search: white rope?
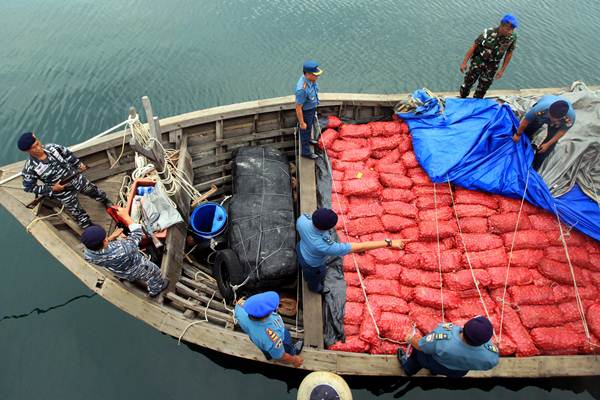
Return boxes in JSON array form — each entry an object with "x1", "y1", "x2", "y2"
[
  {"x1": 498, "y1": 168, "x2": 531, "y2": 345},
  {"x1": 26, "y1": 205, "x2": 65, "y2": 232},
  {"x1": 177, "y1": 290, "x2": 218, "y2": 345},
  {"x1": 433, "y1": 183, "x2": 445, "y2": 323},
  {"x1": 78, "y1": 119, "x2": 129, "y2": 146}
]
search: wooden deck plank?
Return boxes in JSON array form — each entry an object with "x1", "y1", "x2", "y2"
[{"x1": 299, "y1": 146, "x2": 324, "y2": 349}]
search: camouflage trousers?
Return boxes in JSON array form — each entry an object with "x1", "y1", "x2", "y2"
[
  {"x1": 54, "y1": 176, "x2": 109, "y2": 228},
  {"x1": 115, "y1": 257, "x2": 166, "y2": 296},
  {"x1": 459, "y1": 64, "x2": 497, "y2": 99}
]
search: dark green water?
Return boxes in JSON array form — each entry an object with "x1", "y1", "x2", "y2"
[{"x1": 1, "y1": 1, "x2": 599, "y2": 399}]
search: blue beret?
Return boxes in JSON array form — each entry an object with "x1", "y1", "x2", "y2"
[
  {"x1": 81, "y1": 224, "x2": 107, "y2": 250},
  {"x1": 463, "y1": 316, "x2": 493, "y2": 346},
  {"x1": 549, "y1": 100, "x2": 569, "y2": 119},
  {"x1": 17, "y1": 132, "x2": 35, "y2": 151},
  {"x1": 303, "y1": 60, "x2": 323, "y2": 76},
  {"x1": 243, "y1": 291, "x2": 280, "y2": 318},
  {"x1": 501, "y1": 14, "x2": 518, "y2": 28},
  {"x1": 312, "y1": 208, "x2": 338, "y2": 231}
]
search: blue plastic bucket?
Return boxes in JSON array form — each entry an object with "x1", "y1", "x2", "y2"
[{"x1": 190, "y1": 202, "x2": 228, "y2": 239}]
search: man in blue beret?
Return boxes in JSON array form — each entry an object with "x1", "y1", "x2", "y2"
[
  {"x1": 398, "y1": 316, "x2": 499, "y2": 377},
  {"x1": 295, "y1": 60, "x2": 323, "y2": 160},
  {"x1": 459, "y1": 14, "x2": 518, "y2": 98},
  {"x1": 18, "y1": 132, "x2": 112, "y2": 228},
  {"x1": 296, "y1": 208, "x2": 405, "y2": 293},
  {"x1": 512, "y1": 95, "x2": 576, "y2": 169},
  {"x1": 234, "y1": 291, "x2": 304, "y2": 367},
  {"x1": 81, "y1": 207, "x2": 168, "y2": 297}
]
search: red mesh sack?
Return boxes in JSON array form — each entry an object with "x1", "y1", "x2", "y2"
[
  {"x1": 559, "y1": 301, "x2": 587, "y2": 323},
  {"x1": 406, "y1": 240, "x2": 453, "y2": 254},
  {"x1": 411, "y1": 174, "x2": 433, "y2": 187},
  {"x1": 488, "y1": 213, "x2": 533, "y2": 234},
  {"x1": 587, "y1": 303, "x2": 600, "y2": 338},
  {"x1": 379, "y1": 173, "x2": 413, "y2": 189},
  {"x1": 369, "y1": 121, "x2": 403, "y2": 136},
  {"x1": 446, "y1": 297, "x2": 496, "y2": 320},
  {"x1": 500, "y1": 307, "x2": 539, "y2": 356},
  {"x1": 460, "y1": 233, "x2": 503, "y2": 252},
  {"x1": 370, "y1": 134, "x2": 403, "y2": 151},
  {"x1": 454, "y1": 190, "x2": 499, "y2": 209},
  {"x1": 343, "y1": 168, "x2": 378, "y2": 181},
  {"x1": 465, "y1": 247, "x2": 508, "y2": 269},
  {"x1": 345, "y1": 216, "x2": 384, "y2": 237},
  {"x1": 370, "y1": 339, "x2": 402, "y2": 355},
  {"x1": 381, "y1": 188, "x2": 416, "y2": 203},
  {"x1": 331, "y1": 159, "x2": 365, "y2": 171},
  {"x1": 420, "y1": 250, "x2": 463, "y2": 272},
  {"x1": 380, "y1": 312, "x2": 413, "y2": 341},
  {"x1": 331, "y1": 169, "x2": 344, "y2": 181},
  {"x1": 401, "y1": 268, "x2": 441, "y2": 288},
  {"x1": 369, "y1": 295, "x2": 409, "y2": 314},
  {"x1": 343, "y1": 253, "x2": 377, "y2": 275},
  {"x1": 344, "y1": 302, "x2": 364, "y2": 325},
  {"x1": 509, "y1": 285, "x2": 556, "y2": 305},
  {"x1": 364, "y1": 277, "x2": 401, "y2": 296},
  {"x1": 419, "y1": 207, "x2": 453, "y2": 221},
  {"x1": 400, "y1": 226, "x2": 420, "y2": 242},
  {"x1": 409, "y1": 305, "x2": 442, "y2": 333},
  {"x1": 375, "y1": 263, "x2": 403, "y2": 280},
  {"x1": 552, "y1": 285, "x2": 597, "y2": 302},
  {"x1": 487, "y1": 267, "x2": 533, "y2": 288},
  {"x1": 401, "y1": 152, "x2": 419, "y2": 168},
  {"x1": 418, "y1": 219, "x2": 458, "y2": 239},
  {"x1": 415, "y1": 195, "x2": 452, "y2": 210},
  {"x1": 331, "y1": 195, "x2": 349, "y2": 215},
  {"x1": 398, "y1": 253, "x2": 422, "y2": 269},
  {"x1": 347, "y1": 202, "x2": 384, "y2": 220},
  {"x1": 509, "y1": 249, "x2": 544, "y2": 268},
  {"x1": 498, "y1": 335, "x2": 517, "y2": 356},
  {"x1": 326, "y1": 115, "x2": 343, "y2": 129},
  {"x1": 414, "y1": 185, "x2": 452, "y2": 195},
  {"x1": 318, "y1": 128, "x2": 339, "y2": 150},
  {"x1": 545, "y1": 246, "x2": 590, "y2": 268},
  {"x1": 344, "y1": 272, "x2": 360, "y2": 287},
  {"x1": 346, "y1": 286, "x2": 366, "y2": 303},
  {"x1": 530, "y1": 270, "x2": 555, "y2": 287},
  {"x1": 375, "y1": 162, "x2": 406, "y2": 175},
  {"x1": 545, "y1": 230, "x2": 586, "y2": 247},
  {"x1": 381, "y1": 201, "x2": 418, "y2": 218},
  {"x1": 376, "y1": 148, "x2": 401, "y2": 165},
  {"x1": 398, "y1": 135, "x2": 413, "y2": 153},
  {"x1": 538, "y1": 259, "x2": 591, "y2": 286},
  {"x1": 528, "y1": 213, "x2": 562, "y2": 231},
  {"x1": 414, "y1": 286, "x2": 460, "y2": 309},
  {"x1": 344, "y1": 324, "x2": 360, "y2": 336},
  {"x1": 371, "y1": 150, "x2": 392, "y2": 159},
  {"x1": 454, "y1": 204, "x2": 496, "y2": 217},
  {"x1": 518, "y1": 305, "x2": 563, "y2": 329},
  {"x1": 497, "y1": 197, "x2": 540, "y2": 215},
  {"x1": 460, "y1": 217, "x2": 489, "y2": 233},
  {"x1": 398, "y1": 285, "x2": 415, "y2": 301},
  {"x1": 370, "y1": 248, "x2": 403, "y2": 264},
  {"x1": 331, "y1": 138, "x2": 369, "y2": 152},
  {"x1": 339, "y1": 124, "x2": 372, "y2": 138},
  {"x1": 328, "y1": 336, "x2": 370, "y2": 352},
  {"x1": 359, "y1": 307, "x2": 382, "y2": 345},
  {"x1": 443, "y1": 269, "x2": 491, "y2": 291},
  {"x1": 530, "y1": 327, "x2": 586, "y2": 355},
  {"x1": 381, "y1": 214, "x2": 417, "y2": 232},
  {"x1": 339, "y1": 147, "x2": 372, "y2": 162}
]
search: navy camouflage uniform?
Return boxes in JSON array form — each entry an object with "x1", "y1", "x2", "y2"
[
  {"x1": 22, "y1": 144, "x2": 109, "y2": 228},
  {"x1": 84, "y1": 224, "x2": 166, "y2": 296},
  {"x1": 460, "y1": 27, "x2": 517, "y2": 98}
]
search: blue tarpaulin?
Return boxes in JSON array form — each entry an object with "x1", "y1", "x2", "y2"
[{"x1": 398, "y1": 90, "x2": 600, "y2": 241}]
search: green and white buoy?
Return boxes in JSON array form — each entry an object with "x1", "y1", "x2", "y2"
[{"x1": 297, "y1": 371, "x2": 352, "y2": 400}]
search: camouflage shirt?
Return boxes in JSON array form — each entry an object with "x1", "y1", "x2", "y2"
[
  {"x1": 22, "y1": 144, "x2": 81, "y2": 197},
  {"x1": 471, "y1": 27, "x2": 517, "y2": 68},
  {"x1": 84, "y1": 224, "x2": 145, "y2": 274}
]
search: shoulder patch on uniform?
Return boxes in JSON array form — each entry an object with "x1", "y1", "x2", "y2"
[
  {"x1": 266, "y1": 328, "x2": 282, "y2": 348},
  {"x1": 322, "y1": 236, "x2": 335, "y2": 245},
  {"x1": 303, "y1": 82, "x2": 307, "y2": 90},
  {"x1": 485, "y1": 343, "x2": 498, "y2": 353},
  {"x1": 441, "y1": 323, "x2": 453, "y2": 330},
  {"x1": 433, "y1": 333, "x2": 449, "y2": 341}
]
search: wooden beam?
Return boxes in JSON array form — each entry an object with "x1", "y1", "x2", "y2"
[{"x1": 299, "y1": 146, "x2": 324, "y2": 349}]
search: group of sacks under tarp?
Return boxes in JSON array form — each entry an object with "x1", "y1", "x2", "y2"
[{"x1": 317, "y1": 117, "x2": 600, "y2": 357}]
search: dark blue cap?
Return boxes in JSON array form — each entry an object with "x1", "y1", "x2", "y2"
[
  {"x1": 549, "y1": 100, "x2": 569, "y2": 119},
  {"x1": 463, "y1": 316, "x2": 493, "y2": 346},
  {"x1": 303, "y1": 60, "x2": 323, "y2": 76},
  {"x1": 501, "y1": 14, "x2": 518, "y2": 28},
  {"x1": 312, "y1": 208, "x2": 338, "y2": 231},
  {"x1": 17, "y1": 132, "x2": 35, "y2": 151},
  {"x1": 81, "y1": 224, "x2": 107, "y2": 250},
  {"x1": 243, "y1": 291, "x2": 280, "y2": 318}
]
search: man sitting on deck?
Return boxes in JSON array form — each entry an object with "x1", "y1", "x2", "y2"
[
  {"x1": 234, "y1": 291, "x2": 304, "y2": 368},
  {"x1": 80, "y1": 207, "x2": 168, "y2": 297},
  {"x1": 17, "y1": 131, "x2": 112, "y2": 228},
  {"x1": 296, "y1": 208, "x2": 404, "y2": 293},
  {"x1": 398, "y1": 316, "x2": 499, "y2": 377},
  {"x1": 512, "y1": 96, "x2": 576, "y2": 170}
]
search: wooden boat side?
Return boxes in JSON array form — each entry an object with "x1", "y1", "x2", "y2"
[{"x1": 1, "y1": 86, "x2": 599, "y2": 377}]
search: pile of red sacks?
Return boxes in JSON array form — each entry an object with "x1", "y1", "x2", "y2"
[{"x1": 319, "y1": 116, "x2": 600, "y2": 357}]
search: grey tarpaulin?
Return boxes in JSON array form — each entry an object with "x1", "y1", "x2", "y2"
[{"x1": 500, "y1": 82, "x2": 600, "y2": 199}]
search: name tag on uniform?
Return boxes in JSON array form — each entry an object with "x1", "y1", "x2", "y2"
[{"x1": 34, "y1": 163, "x2": 49, "y2": 176}]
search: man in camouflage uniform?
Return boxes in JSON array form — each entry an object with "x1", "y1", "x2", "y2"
[
  {"x1": 459, "y1": 14, "x2": 518, "y2": 99},
  {"x1": 81, "y1": 207, "x2": 168, "y2": 297},
  {"x1": 17, "y1": 132, "x2": 111, "y2": 228}
]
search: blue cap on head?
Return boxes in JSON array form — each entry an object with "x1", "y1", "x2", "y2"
[
  {"x1": 312, "y1": 208, "x2": 338, "y2": 231},
  {"x1": 549, "y1": 100, "x2": 569, "y2": 118},
  {"x1": 463, "y1": 316, "x2": 493, "y2": 346},
  {"x1": 17, "y1": 132, "x2": 36, "y2": 151},
  {"x1": 501, "y1": 14, "x2": 518, "y2": 28},
  {"x1": 243, "y1": 291, "x2": 280, "y2": 318},
  {"x1": 80, "y1": 224, "x2": 107, "y2": 250},
  {"x1": 303, "y1": 60, "x2": 323, "y2": 76}
]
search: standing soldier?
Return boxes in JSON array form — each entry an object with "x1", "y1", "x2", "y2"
[
  {"x1": 17, "y1": 131, "x2": 112, "y2": 228},
  {"x1": 81, "y1": 207, "x2": 168, "y2": 297},
  {"x1": 295, "y1": 60, "x2": 323, "y2": 159},
  {"x1": 459, "y1": 14, "x2": 518, "y2": 99},
  {"x1": 512, "y1": 96, "x2": 576, "y2": 169}
]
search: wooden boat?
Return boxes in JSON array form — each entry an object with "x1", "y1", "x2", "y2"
[{"x1": 1, "y1": 87, "x2": 599, "y2": 378}]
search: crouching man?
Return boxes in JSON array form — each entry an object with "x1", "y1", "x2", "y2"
[
  {"x1": 80, "y1": 207, "x2": 168, "y2": 297},
  {"x1": 398, "y1": 316, "x2": 499, "y2": 377},
  {"x1": 234, "y1": 291, "x2": 304, "y2": 368}
]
